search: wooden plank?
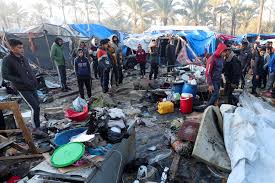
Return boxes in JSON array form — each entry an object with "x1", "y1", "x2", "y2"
[
  {"x1": 0, "y1": 154, "x2": 43, "y2": 161},
  {"x1": 0, "y1": 140, "x2": 14, "y2": 150},
  {"x1": 0, "y1": 129, "x2": 22, "y2": 133},
  {"x1": 0, "y1": 102, "x2": 39, "y2": 154},
  {"x1": 169, "y1": 154, "x2": 181, "y2": 181}
]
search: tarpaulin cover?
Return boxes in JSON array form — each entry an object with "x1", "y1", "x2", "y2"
[
  {"x1": 69, "y1": 24, "x2": 117, "y2": 39},
  {"x1": 222, "y1": 93, "x2": 275, "y2": 183},
  {"x1": 236, "y1": 33, "x2": 275, "y2": 43},
  {"x1": 177, "y1": 30, "x2": 217, "y2": 59}
]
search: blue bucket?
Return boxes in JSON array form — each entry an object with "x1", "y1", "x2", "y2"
[
  {"x1": 54, "y1": 127, "x2": 87, "y2": 146},
  {"x1": 172, "y1": 82, "x2": 184, "y2": 94},
  {"x1": 182, "y1": 83, "x2": 197, "y2": 97}
]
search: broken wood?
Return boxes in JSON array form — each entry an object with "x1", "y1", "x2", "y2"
[
  {"x1": 0, "y1": 102, "x2": 39, "y2": 154},
  {"x1": 0, "y1": 154, "x2": 43, "y2": 161},
  {"x1": 169, "y1": 154, "x2": 181, "y2": 181},
  {"x1": 0, "y1": 129, "x2": 22, "y2": 133}
]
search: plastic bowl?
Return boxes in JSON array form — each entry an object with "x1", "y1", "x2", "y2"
[
  {"x1": 54, "y1": 127, "x2": 87, "y2": 146},
  {"x1": 65, "y1": 105, "x2": 89, "y2": 122}
]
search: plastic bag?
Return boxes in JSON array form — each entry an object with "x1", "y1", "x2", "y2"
[
  {"x1": 72, "y1": 97, "x2": 88, "y2": 112},
  {"x1": 224, "y1": 92, "x2": 275, "y2": 183}
]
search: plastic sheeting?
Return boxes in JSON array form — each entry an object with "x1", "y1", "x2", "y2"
[
  {"x1": 69, "y1": 24, "x2": 118, "y2": 39},
  {"x1": 177, "y1": 30, "x2": 216, "y2": 59},
  {"x1": 222, "y1": 93, "x2": 275, "y2": 183}
]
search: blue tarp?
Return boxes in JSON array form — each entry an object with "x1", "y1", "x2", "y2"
[
  {"x1": 236, "y1": 33, "x2": 275, "y2": 43},
  {"x1": 69, "y1": 24, "x2": 118, "y2": 39},
  {"x1": 177, "y1": 30, "x2": 216, "y2": 60}
]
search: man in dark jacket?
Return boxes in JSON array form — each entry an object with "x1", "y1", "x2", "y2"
[
  {"x1": 223, "y1": 49, "x2": 242, "y2": 105},
  {"x1": 239, "y1": 39, "x2": 252, "y2": 89},
  {"x1": 2, "y1": 39, "x2": 42, "y2": 132},
  {"x1": 74, "y1": 48, "x2": 92, "y2": 99},
  {"x1": 149, "y1": 39, "x2": 159, "y2": 80},
  {"x1": 166, "y1": 37, "x2": 176, "y2": 72},
  {"x1": 252, "y1": 47, "x2": 266, "y2": 95},
  {"x1": 205, "y1": 43, "x2": 228, "y2": 106}
]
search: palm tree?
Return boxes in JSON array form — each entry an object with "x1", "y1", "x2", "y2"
[
  {"x1": 124, "y1": 0, "x2": 141, "y2": 32},
  {"x1": 257, "y1": 0, "x2": 265, "y2": 33},
  {"x1": 0, "y1": 0, "x2": 9, "y2": 28},
  {"x1": 58, "y1": 0, "x2": 69, "y2": 24},
  {"x1": 225, "y1": 0, "x2": 253, "y2": 35},
  {"x1": 208, "y1": 0, "x2": 228, "y2": 27},
  {"x1": 46, "y1": 0, "x2": 54, "y2": 18},
  {"x1": 32, "y1": 3, "x2": 47, "y2": 23},
  {"x1": 10, "y1": 2, "x2": 28, "y2": 28},
  {"x1": 69, "y1": 0, "x2": 80, "y2": 23},
  {"x1": 83, "y1": 0, "x2": 93, "y2": 23},
  {"x1": 181, "y1": 0, "x2": 210, "y2": 26},
  {"x1": 150, "y1": 0, "x2": 183, "y2": 26},
  {"x1": 92, "y1": 0, "x2": 104, "y2": 23}
]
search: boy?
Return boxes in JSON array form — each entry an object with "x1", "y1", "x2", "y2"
[
  {"x1": 149, "y1": 39, "x2": 159, "y2": 80},
  {"x1": 74, "y1": 48, "x2": 92, "y2": 99}
]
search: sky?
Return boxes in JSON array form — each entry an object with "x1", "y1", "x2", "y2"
[{"x1": 4, "y1": 0, "x2": 275, "y2": 25}]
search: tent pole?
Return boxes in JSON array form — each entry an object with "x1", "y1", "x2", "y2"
[{"x1": 43, "y1": 24, "x2": 56, "y2": 71}]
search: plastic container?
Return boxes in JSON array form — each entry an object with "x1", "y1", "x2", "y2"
[
  {"x1": 182, "y1": 83, "x2": 197, "y2": 98},
  {"x1": 54, "y1": 127, "x2": 87, "y2": 146},
  {"x1": 180, "y1": 93, "x2": 193, "y2": 114},
  {"x1": 65, "y1": 105, "x2": 89, "y2": 122},
  {"x1": 172, "y1": 81, "x2": 184, "y2": 94},
  {"x1": 51, "y1": 142, "x2": 85, "y2": 168},
  {"x1": 157, "y1": 101, "x2": 174, "y2": 114}
]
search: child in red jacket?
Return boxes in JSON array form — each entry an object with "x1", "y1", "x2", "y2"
[{"x1": 136, "y1": 44, "x2": 147, "y2": 78}]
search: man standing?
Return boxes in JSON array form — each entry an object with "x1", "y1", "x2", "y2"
[
  {"x1": 50, "y1": 37, "x2": 70, "y2": 92},
  {"x1": 97, "y1": 39, "x2": 112, "y2": 93},
  {"x1": 79, "y1": 42, "x2": 89, "y2": 58},
  {"x1": 252, "y1": 47, "x2": 266, "y2": 95},
  {"x1": 136, "y1": 44, "x2": 147, "y2": 78},
  {"x1": 110, "y1": 35, "x2": 123, "y2": 84},
  {"x1": 223, "y1": 48, "x2": 242, "y2": 105},
  {"x1": 90, "y1": 38, "x2": 99, "y2": 79},
  {"x1": 74, "y1": 49, "x2": 92, "y2": 99},
  {"x1": 267, "y1": 54, "x2": 275, "y2": 92},
  {"x1": 239, "y1": 38, "x2": 252, "y2": 89},
  {"x1": 166, "y1": 37, "x2": 176, "y2": 72},
  {"x1": 149, "y1": 39, "x2": 159, "y2": 80},
  {"x1": 205, "y1": 43, "x2": 228, "y2": 106},
  {"x1": 2, "y1": 39, "x2": 43, "y2": 133}
]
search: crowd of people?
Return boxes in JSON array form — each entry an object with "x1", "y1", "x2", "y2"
[
  {"x1": 1, "y1": 35, "x2": 274, "y2": 136},
  {"x1": 206, "y1": 38, "x2": 275, "y2": 107}
]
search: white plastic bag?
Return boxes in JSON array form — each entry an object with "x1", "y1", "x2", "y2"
[{"x1": 72, "y1": 97, "x2": 87, "y2": 112}]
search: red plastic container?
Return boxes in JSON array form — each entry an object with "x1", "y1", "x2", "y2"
[
  {"x1": 180, "y1": 93, "x2": 193, "y2": 114},
  {"x1": 65, "y1": 105, "x2": 89, "y2": 122}
]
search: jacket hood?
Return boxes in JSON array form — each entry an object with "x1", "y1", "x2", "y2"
[
  {"x1": 214, "y1": 43, "x2": 228, "y2": 57},
  {"x1": 109, "y1": 34, "x2": 119, "y2": 42}
]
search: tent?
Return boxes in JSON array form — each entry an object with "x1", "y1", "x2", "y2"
[
  {"x1": 5, "y1": 24, "x2": 73, "y2": 70},
  {"x1": 236, "y1": 33, "x2": 275, "y2": 43},
  {"x1": 69, "y1": 24, "x2": 120, "y2": 40}
]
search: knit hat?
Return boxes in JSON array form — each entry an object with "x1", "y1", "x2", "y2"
[{"x1": 100, "y1": 39, "x2": 110, "y2": 45}]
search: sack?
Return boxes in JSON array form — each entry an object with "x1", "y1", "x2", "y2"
[{"x1": 72, "y1": 97, "x2": 88, "y2": 112}]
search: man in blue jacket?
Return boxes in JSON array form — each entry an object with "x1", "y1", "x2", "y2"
[
  {"x1": 74, "y1": 48, "x2": 92, "y2": 99},
  {"x1": 267, "y1": 54, "x2": 275, "y2": 92}
]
